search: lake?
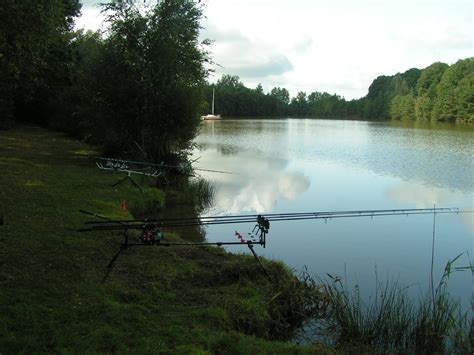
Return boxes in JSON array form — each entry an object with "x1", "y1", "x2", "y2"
[{"x1": 192, "y1": 118, "x2": 473, "y2": 312}]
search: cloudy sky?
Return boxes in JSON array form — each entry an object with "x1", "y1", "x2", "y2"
[{"x1": 76, "y1": 0, "x2": 472, "y2": 99}]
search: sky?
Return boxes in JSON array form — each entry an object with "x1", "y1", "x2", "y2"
[{"x1": 76, "y1": 0, "x2": 473, "y2": 99}]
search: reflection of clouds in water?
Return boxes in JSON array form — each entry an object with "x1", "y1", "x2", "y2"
[
  {"x1": 385, "y1": 183, "x2": 452, "y2": 208},
  {"x1": 219, "y1": 170, "x2": 310, "y2": 213},
  {"x1": 385, "y1": 182, "x2": 474, "y2": 236},
  {"x1": 460, "y1": 212, "x2": 474, "y2": 236},
  {"x1": 194, "y1": 148, "x2": 310, "y2": 213}
]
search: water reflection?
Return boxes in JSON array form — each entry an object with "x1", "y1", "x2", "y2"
[
  {"x1": 197, "y1": 119, "x2": 474, "y2": 194},
  {"x1": 365, "y1": 123, "x2": 474, "y2": 192},
  {"x1": 195, "y1": 147, "x2": 310, "y2": 213},
  {"x1": 385, "y1": 181, "x2": 474, "y2": 235},
  {"x1": 193, "y1": 118, "x2": 472, "y2": 314},
  {"x1": 386, "y1": 183, "x2": 456, "y2": 208}
]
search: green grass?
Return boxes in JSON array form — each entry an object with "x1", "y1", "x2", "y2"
[{"x1": 0, "y1": 126, "x2": 327, "y2": 353}]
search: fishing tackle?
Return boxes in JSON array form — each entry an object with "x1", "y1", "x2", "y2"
[
  {"x1": 79, "y1": 207, "x2": 469, "y2": 282},
  {"x1": 94, "y1": 157, "x2": 238, "y2": 191},
  {"x1": 79, "y1": 210, "x2": 271, "y2": 281}
]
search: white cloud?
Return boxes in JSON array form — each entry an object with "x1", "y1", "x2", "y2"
[
  {"x1": 192, "y1": 147, "x2": 311, "y2": 214},
  {"x1": 75, "y1": 0, "x2": 473, "y2": 99},
  {"x1": 385, "y1": 182, "x2": 474, "y2": 235},
  {"x1": 385, "y1": 183, "x2": 452, "y2": 208}
]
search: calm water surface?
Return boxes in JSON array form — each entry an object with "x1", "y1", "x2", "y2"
[{"x1": 192, "y1": 119, "x2": 473, "y2": 311}]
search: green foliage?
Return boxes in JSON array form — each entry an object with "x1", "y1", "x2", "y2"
[
  {"x1": 363, "y1": 75, "x2": 394, "y2": 119},
  {"x1": 0, "y1": 0, "x2": 81, "y2": 127},
  {"x1": 414, "y1": 62, "x2": 449, "y2": 121},
  {"x1": 432, "y1": 58, "x2": 474, "y2": 122},
  {"x1": 389, "y1": 94, "x2": 416, "y2": 120},
  {"x1": 206, "y1": 60, "x2": 471, "y2": 124},
  {"x1": 362, "y1": 68, "x2": 420, "y2": 120},
  {"x1": 208, "y1": 76, "x2": 350, "y2": 119},
  {"x1": 172, "y1": 177, "x2": 216, "y2": 213},
  {"x1": 307, "y1": 91, "x2": 348, "y2": 118},
  {"x1": 76, "y1": 0, "x2": 211, "y2": 159},
  {"x1": 269, "y1": 87, "x2": 290, "y2": 116},
  {"x1": 2, "y1": 0, "x2": 212, "y2": 164}
]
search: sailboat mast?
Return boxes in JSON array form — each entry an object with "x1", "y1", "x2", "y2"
[{"x1": 212, "y1": 88, "x2": 215, "y2": 115}]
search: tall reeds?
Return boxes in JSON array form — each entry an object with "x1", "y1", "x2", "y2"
[
  {"x1": 316, "y1": 256, "x2": 472, "y2": 353},
  {"x1": 178, "y1": 177, "x2": 216, "y2": 213}
]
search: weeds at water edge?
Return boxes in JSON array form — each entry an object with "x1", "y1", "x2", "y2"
[{"x1": 317, "y1": 255, "x2": 472, "y2": 353}]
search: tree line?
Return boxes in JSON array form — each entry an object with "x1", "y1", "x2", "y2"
[
  {"x1": 0, "y1": 0, "x2": 211, "y2": 161},
  {"x1": 2, "y1": 0, "x2": 471, "y2": 155},
  {"x1": 206, "y1": 58, "x2": 473, "y2": 122}
]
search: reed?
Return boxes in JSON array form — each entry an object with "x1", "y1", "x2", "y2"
[
  {"x1": 178, "y1": 177, "x2": 216, "y2": 212},
  {"x1": 317, "y1": 257, "x2": 472, "y2": 353}
]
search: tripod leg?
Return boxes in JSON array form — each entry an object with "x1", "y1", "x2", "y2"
[
  {"x1": 128, "y1": 176, "x2": 144, "y2": 192},
  {"x1": 112, "y1": 176, "x2": 128, "y2": 188},
  {"x1": 247, "y1": 244, "x2": 272, "y2": 282},
  {"x1": 102, "y1": 245, "x2": 126, "y2": 282}
]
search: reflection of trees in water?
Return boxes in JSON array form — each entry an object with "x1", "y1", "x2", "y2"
[
  {"x1": 201, "y1": 119, "x2": 290, "y2": 136},
  {"x1": 364, "y1": 123, "x2": 473, "y2": 192},
  {"x1": 218, "y1": 144, "x2": 238, "y2": 156},
  {"x1": 386, "y1": 120, "x2": 474, "y2": 133}
]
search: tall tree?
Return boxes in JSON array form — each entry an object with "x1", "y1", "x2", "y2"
[
  {"x1": 0, "y1": 0, "x2": 81, "y2": 128},
  {"x1": 414, "y1": 62, "x2": 449, "y2": 120},
  {"x1": 289, "y1": 91, "x2": 309, "y2": 116},
  {"x1": 432, "y1": 58, "x2": 474, "y2": 122},
  {"x1": 89, "y1": 0, "x2": 211, "y2": 158}
]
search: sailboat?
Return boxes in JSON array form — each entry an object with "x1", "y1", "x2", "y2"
[{"x1": 201, "y1": 88, "x2": 222, "y2": 120}]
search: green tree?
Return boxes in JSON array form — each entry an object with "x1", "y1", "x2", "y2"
[
  {"x1": 51, "y1": 29, "x2": 105, "y2": 135},
  {"x1": 364, "y1": 75, "x2": 393, "y2": 119},
  {"x1": 289, "y1": 91, "x2": 309, "y2": 116},
  {"x1": 414, "y1": 62, "x2": 448, "y2": 120},
  {"x1": 389, "y1": 94, "x2": 416, "y2": 120},
  {"x1": 270, "y1": 87, "x2": 290, "y2": 105},
  {"x1": 432, "y1": 58, "x2": 474, "y2": 122},
  {"x1": 364, "y1": 68, "x2": 420, "y2": 120},
  {"x1": 89, "y1": 0, "x2": 211, "y2": 158},
  {"x1": 269, "y1": 87, "x2": 289, "y2": 116},
  {"x1": 214, "y1": 74, "x2": 246, "y2": 116},
  {"x1": 0, "y1": 0, "x2": 81, "y2": 128}
]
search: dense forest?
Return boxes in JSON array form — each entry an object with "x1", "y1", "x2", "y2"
[
  {"x1": 0, "y1": 0, "x2": 211, "y2": 161},
  {"x1": 206, "y1": 58, "x2": 473, "y2": 122}
]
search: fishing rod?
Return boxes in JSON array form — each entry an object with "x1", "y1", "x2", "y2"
[
  {"x1": 95, "y1": 157, "x2": 238, "y2": 175},
  {"x1": 83, "y1": 207, "x2": 459, "y2": 225},
  {"x1": 79, "y1": 207, "x2": 461, "y2": 232},
  {"x1": 80, "y1": 209, "x2": 270, "y2": 281},
  {"x1": 79, "y1": 207, "x2": 469, "y2": 281},
  {"x1": 94, "y1": 156, "x2": 238, "y2": 192}
]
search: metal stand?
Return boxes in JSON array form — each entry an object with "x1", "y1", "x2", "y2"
[
  {"x1": 101, "y1": 235, "x2": 272, "y2": 282},
  {"x1": 102, "y1": 231, "x2": 129, "y2": 282},
  {"x1": 247, "y1": 243, "x2": 271, "y2": 281},
  {"x1": 112, "y1": 172, "x2": 143, "y2": 192},
  {"x1": 81, "y1": 210, "x2": 274, "y2": 282}
]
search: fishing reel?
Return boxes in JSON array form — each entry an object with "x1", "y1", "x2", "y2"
[
  {"x1": 140, "y1": 225, "x2": 165, "y2": 245},
  {"x1": 252, "y1": 215, "x2": 269, "y2": 247}
]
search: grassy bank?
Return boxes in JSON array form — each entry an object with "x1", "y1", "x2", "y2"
[{"x1": 0, "y1": 127, "x2": 329, "y2": 353}]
